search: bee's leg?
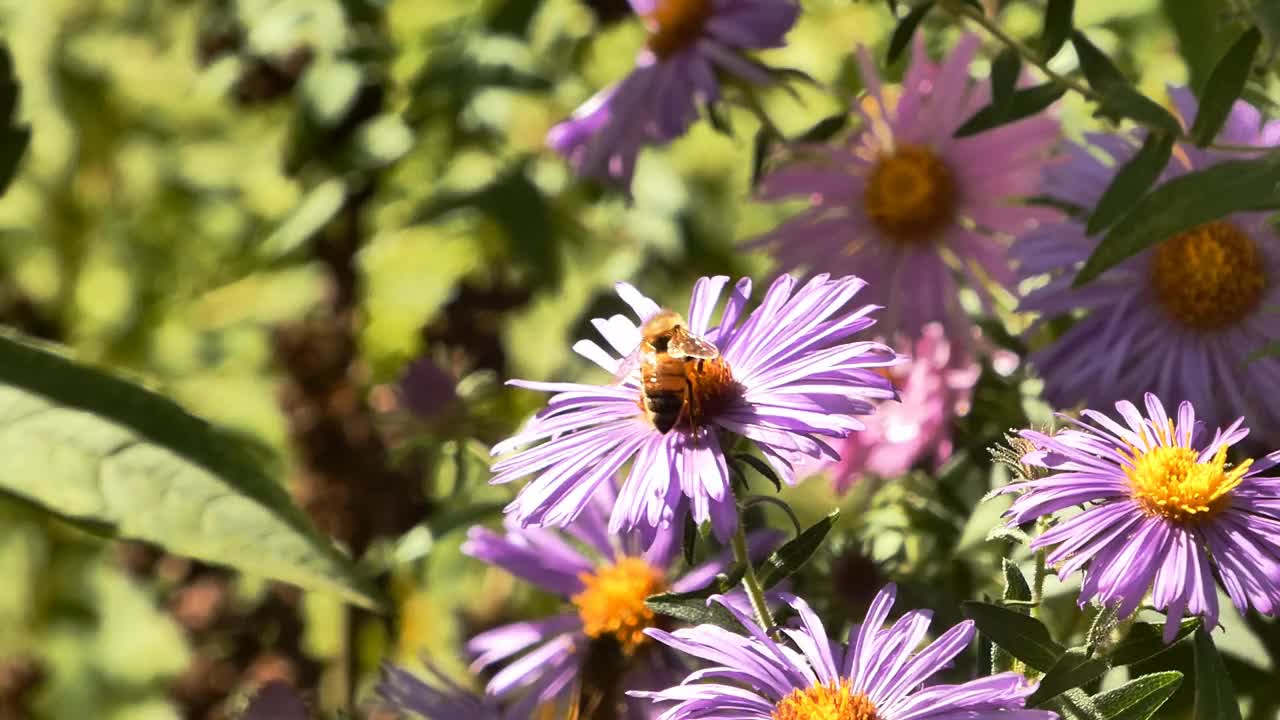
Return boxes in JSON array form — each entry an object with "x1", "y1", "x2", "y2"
[{"x1": 683, "y1": 373, "x2": 699, "y2": 441}]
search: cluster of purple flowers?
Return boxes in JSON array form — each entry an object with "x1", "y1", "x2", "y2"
[{"x1": 379, "y1": 2, "x2": 1280, "y2": 718}]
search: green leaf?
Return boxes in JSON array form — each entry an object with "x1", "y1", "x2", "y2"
[
  {"x1": 1109, "y1": 618, "x2": 1200, "y2": 666},
  {"x1": 1070, "y1": 32, "x2": 1182, "y2": 134},
  {"x1": 792, "y1": 114, "x2": 849, "y2": 144},
  {"x1": 733, "y1": 453, "x2": 783, "y2": 493},
  {"x1": 963, "y1": 601, "x2": 1065, "y2": 672},
  {"x1": 758, "y1": 510, "x2": 838, "y2": 589},
  {"x1": 0, "y1": 331, "x2": 383, "y2": 610},
  {"x1": 993, "y1": 560, "x2": 1033, "y2": 672},
  {"x1": 1193, "y1": 628, "x2": 1242, "y2": 720},
  {"x1": 1094, "y1": 672, "x2": 1183, "y2": 720},
  {"x1": 1074, "y1": 153, "x2": 1280, "y2": 286},
  {"x1": 1086, "y1": 133, "x2": 1175, "y2": 235},
  {"x1": 1002, "y1": 558, "x2": 1032, "y2": 604},
  {"x1": 1053, "y1": 689, "x2": 1103, "y2": 720},
  {"x1": 0, "y1": 44, "x2": 29, "y2": 197},
  {"x1": 751, "y1": 125, "x2": 777, "y2": 190},
  {"x1": 955, "y1": 83, "x2": 1066, "y2": 137},
  {"x1": 682, "y1": 510, "x2": 698, "y2": 567},
  {"x1": 1191, "y1": 28, "x2": 1263, "y2": 147},
  {"x1": 646, "y1": 591, "x2": 746, "y2": 633},
  {"x1": 1030, "y1": 648, "x2": 1112, "y2": 706},
  {"x1": 257, "y1": 179, "x2": 347, "y2": 261},
  {"x1": 991, "y1": 48, "x2": 1022, "y2": 116},
  {"x1": 887, "y1": 2, "x2": 934, "y2": 64},
  {"x1": 1041, "y1": 0, "x2": 1075, "y2": 60}
]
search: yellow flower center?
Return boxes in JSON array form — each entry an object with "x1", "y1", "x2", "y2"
[
  {"x1": 571, "y1": 557, "x2": 667, "y2": 653},
  {"x1": 863, "y1": 145, "x2": 957, "y2": 243},
  {"x1": 645, "y1": 0, "x2": 713, "y2": 59},
  {"x1": 773, "y1": 680, "x2": 879, "y2": 720},
  {"x1": 1149, "y1": 221, "x2": 1268, "y2": 331},
  {"x1": 1125, "y1": 434, "x2": 1251, "y2": 524}
]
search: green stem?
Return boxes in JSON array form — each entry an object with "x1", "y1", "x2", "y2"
[
  {"x1": 943, "y1": 0, "x2": 1272, "y2": 154},
  {"x1": 732, "y1": 522, "x2": 775, "y2": 631},
  {"x1": 1031, "y1": 546, "x2": 1048, "y2": 619}
]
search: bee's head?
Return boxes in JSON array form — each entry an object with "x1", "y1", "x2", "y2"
[{"x1": 641, "y1": 309, "x2": 685, "y2": 341}]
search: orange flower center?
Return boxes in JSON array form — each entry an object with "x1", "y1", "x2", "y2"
[
  {"x1": 571, "y1": 557, "x2": 667, "y2": 653},
  {"x1": 773, "y1": 680, "x2": 879, "y2": 720},
  {"x1": 1124, "y1": 426, "x2": 1251, "y2": 524},
  {"x1": 1149, "y1": 220, "x2": 1267, "y2": 331},
  {"x1": 863, "y1": 145, "x2": 957, "y2": 243},
  {"x1": 645, "y1": 0, "x2": 713, "y2": 59}
]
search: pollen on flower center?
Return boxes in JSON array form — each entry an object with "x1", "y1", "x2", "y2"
[
  {"x1": 645, "y1": 0, "x2": 713, "y2": 59},
  {"x1": 863, "y1": 145, "x2": 957, "y2": 243},
  {"x1": 572, "y1": 557, "x2": 667, "y2": 653},
  {"x1": 1150, "y1": 220, "x2": 1268, "y2": 331},
  {"x1": 773, "y1": 680, "x2": 879, "y2": 720},
  {"x1": 1124, "y1": 438, "x2": 1252, "y2": 523}
]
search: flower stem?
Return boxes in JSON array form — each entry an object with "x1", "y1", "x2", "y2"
[
  {"x1": 942, "y1": 0, "x2": 1272, "y2": 155},
  {"x1": 732, "y1": 522, "x2": 775, "y2": 631},
  {"x1": 1031, "y1": 546, "x2": 1048, "y2": 618}
]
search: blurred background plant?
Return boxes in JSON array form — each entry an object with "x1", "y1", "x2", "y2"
[{"x1": 0, "y1": 1, "x2": 1277, "y2": 719}]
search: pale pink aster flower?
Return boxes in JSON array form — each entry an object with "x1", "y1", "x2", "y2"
[{"x1": 825, "y1": 323, "x2": 979, "y2": 493}]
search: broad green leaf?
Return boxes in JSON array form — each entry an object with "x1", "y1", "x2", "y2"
[
  {"x1": 759, "y1": 510, "x2": 838, "y2": 589},
  {"x1": 0, "y1": 331, "x2": 383, "y2": 610},
  {"x1": 1003, "y1": 559, "x2": 1032, "y2": 605},
  {"x1": 1086, "y1": 133, "x2": 1174, "y2": 235},
  {"x1": 1193, "y1": 628, "x2": 1242, "y2": 720},
  {"x1": 1041, "y1": 0, "x2": 1075, "y2": 60},
  {"x1": 1109, "y1": 618, "x2": 1200, "y2": 665},
  {"x1": 1074, "y1": 153, "x2": 1280, "y2": 287},
  {"x1": 647, "y1": 591, "x2": 746, "y2": 633},
  {"x1": 964, "y1": 601, "x2": 1065, "y2": 672},
  {"x1": 991, "y1": 48, "x2": 1021, "y2": 116},
  {"x1": 1070, "y1": 32, "x2": 1182, "y2": 134},
  {"x1": 994, "y1": 563, "x2": 1033, "y2": 673},
  {"x1": 1094, "y1": 672, "x2": 1183, "y2": 720},
  {"x1": 0, "y1": 44, "x2": 29, "y2": 197},
  {"x1": 955, "y1": 83, "x2": 1066, "y2": 138},
  {"x1": 1053, "y1": 689, "x2": 1103, "y2": 720},
  {"x1": 1162, "y1": 0, "x2": 1238, "y2": 91},
  {"x1": 1030, "y1": 648, "x2": 1112, "y2": 706},
  {"x1": 1191, "y1": 28, "x2": 1263, "y2": 147},
  {"x1": 887, "y1": 2, "x2": 934, "y2": 64}
]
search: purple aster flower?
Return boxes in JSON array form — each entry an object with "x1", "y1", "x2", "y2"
[
  {"x1": 743, "y1": 34, "x2": 1060, "y2": 354},
  {"x1": 1015, "y1": 88, "x2": 1280, "y2": 436},
  {"x1": 547, "y1": 0, "x2": 800, "y2": 188},
  {"x1": 1002, "y1": 393, "x2": 1280, "y2": 642},
  {"x1": 491, "y1": 274, "x2": 898, "y2": 543},
  {"x1": 462, "y1": 486, "x2": 778, "y2": 719},
  {"x1": 634, "y1": 584, "x2": 1053, "y2": 720},
  {"x1": 377, "y1": 664, "x2": 504, "y2": 720}
]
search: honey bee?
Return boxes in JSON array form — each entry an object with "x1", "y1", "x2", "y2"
[{"x1": 614, "y1": 310, "x2": 735, "y2": 434}]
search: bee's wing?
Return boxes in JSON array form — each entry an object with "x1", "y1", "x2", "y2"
[
  {"x1": 666, "y1": 327, "x2": 720, "y2": 360},
  {"x1": 610, "y1": 344, "x2": 648, "y2": 385}
]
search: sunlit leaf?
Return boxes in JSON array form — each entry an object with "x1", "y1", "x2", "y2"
[
  {"x1": 1074, "y1": 153, "x2": 1280, "y2": 286},
  {"x1": 1191, "y1": 28, "x2": 1263, "y2": 147},
  {"x1": 1109, "y1": 618, "x2": 1200, "y2": 666},
  {"x1": 887, "y1": 2, "x2": 934, "y2": 64},
  {"x1": 1086, "y1": 133, "x2": 1174, "y2": 235},
  {"x1": 1030, "y1": 648, "x2": 1112, "y2": 706},
  {"x1": 1193, "y1": 628, "x2": 1242, "y2": 720},
  {"x1": 1093, "y1": 672, "x2": 1182, "y2": 720},
  {"x1": 759, "y1": 510, "x2": 838, "y2": 589},
  {"x1": 1041, "y1": 0, "x2": 1075, "y2": 60},
  {"x1": 955, "y1": 83, "x2": 1066, "y2": 138},
  {"x1": 0, "y1": 331, "x2": 383, "y2": 610},
  {"x1": 1070, "y1": 32, "x2": 1182, "y2": 134},
  {"x1": 964, "y1": 601, "x2": 1065, "y2": 672},
  {"x1": 646, "y1": 591, "x2": 746, "y2": 633}
]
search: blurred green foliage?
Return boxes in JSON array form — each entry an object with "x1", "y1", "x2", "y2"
[{"x1": 0, "y1": 0, "x2": 1277, "y2": 718}]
